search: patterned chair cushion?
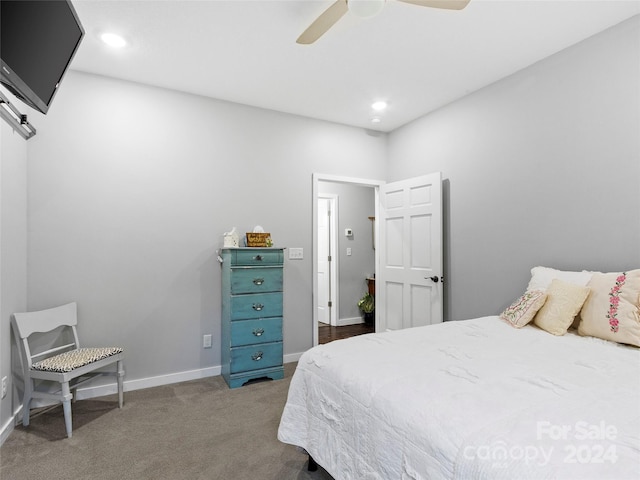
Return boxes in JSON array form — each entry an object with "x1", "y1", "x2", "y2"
[{"x1": 32, "y1": 347, "x2": 124, "y2": 373}]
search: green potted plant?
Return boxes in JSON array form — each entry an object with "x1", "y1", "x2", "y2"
[{"x1": 357, "y1": 292, "x2": 375, "y2": 325}]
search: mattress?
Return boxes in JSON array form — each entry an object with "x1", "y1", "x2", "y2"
[{"x1": 278, "y1": 316, "x2": 640, "y2": 479}]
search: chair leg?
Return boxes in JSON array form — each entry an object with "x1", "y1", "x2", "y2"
[
  {"x1": 117, "y1": 360, "x2": 124, "y2": 408},
  {"x1": 61, "y1": 382, "x2": 73, "y2": 438},
  {"x1": 22, "y1": 381, "x2": 33, "y2": 427}
]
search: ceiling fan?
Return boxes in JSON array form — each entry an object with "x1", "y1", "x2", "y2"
[{"x1": 297, "y1": 0, "x2": 470, "y2": 44}]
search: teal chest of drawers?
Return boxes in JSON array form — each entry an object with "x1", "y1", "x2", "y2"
[{"x1": 221, "y1": 248, "x2": 285, "y2": 388}]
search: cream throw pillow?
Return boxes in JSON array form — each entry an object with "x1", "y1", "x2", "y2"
[
  {"x1": 534, "y1": 279, "x2": 590, "y2": 335},
  {"x1": 500, "y1": 290, "x2": 547, "y2": 328},
  {"x1": 578, "y1": 270, "x2": 640, "y2": 347}
]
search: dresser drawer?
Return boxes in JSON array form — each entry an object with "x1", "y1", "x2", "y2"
[
  {"x1": 231, "y1": 317, "x2": 283, "y2": 347},
  {"x1": 232, "y1": 249, "x2": 283, "y2": 266},
  {"x1": 230, "y1": 341, "x2": 282, "y2": 374},
  {"x1": 230, "y1": 292, "x2": 282, "y2": 320},
  {"x1": 231, "y1": 267, "x2": 283, "y2": 294}
]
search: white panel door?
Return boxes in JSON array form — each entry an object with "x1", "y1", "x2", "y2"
[
  {"x1": 377, "y1": 172, "x2": 443, "y2": 331},
  {"x1": 317, "y1": 196, "x2": 338, "y2": 326},
  {"x1": 317, "y1": 198, "x2": 331, "y2": 325}
]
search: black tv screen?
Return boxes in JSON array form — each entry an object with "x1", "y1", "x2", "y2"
[{"x1": 1, "y1": 0, "x2": 84, "y2": 114}]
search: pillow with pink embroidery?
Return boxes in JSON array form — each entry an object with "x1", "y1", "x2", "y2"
[
  {"x1": 578, "y1": 269, "x2": 640, "y2": 347},
  {"x1": 500, "y1": 290, "x2": 547, "y2": 328}
]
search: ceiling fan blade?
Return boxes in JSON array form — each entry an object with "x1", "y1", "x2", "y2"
[
  {"x1": 397, "y1": 0, "x2": 470, "y2": 10},
  {"x1": 297, "y1": 0, "x2": 349, "y2": 44}
]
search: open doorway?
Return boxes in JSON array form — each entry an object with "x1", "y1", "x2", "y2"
[{"x1": 312, "y1": 174, "x2": 384, "y2": 346}]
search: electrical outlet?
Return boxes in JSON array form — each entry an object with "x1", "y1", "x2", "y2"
[
  {"x1": 203, "y1": 334, "x2": 212, "y2": 349},
  {"x1": 1, "y1": 376, "x2": 7, "y2": 399}
]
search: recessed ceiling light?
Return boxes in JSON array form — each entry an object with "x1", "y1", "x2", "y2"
[
  {"x1": 371, "y1": 117, "x2": 382, "y2": 124},
  {"x1": 371, "y1": 101, "x2": 387, "y2": 112},
  {"x1": 101, "y1": 33, "x2": 127, "y2": 48}
]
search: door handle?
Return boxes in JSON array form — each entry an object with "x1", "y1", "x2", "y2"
[{"x1": 427, "y1": 276, "x2": 444, "y2": 283}]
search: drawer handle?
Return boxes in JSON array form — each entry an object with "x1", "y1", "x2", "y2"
[
  {"x1": 253, "y1": 278, "x2": 265, "y2": 285},
  {"x1": 253, "y1": 328, "x2": 265, "y2": 337},
  {"x1": 252, "y1": 351, "x2": 263, "y2": 361},
  {"x1": 254, "y1": 255, "x2": 263, "y2": 261},
  {"x1": 252, "y1": 303, "x2": 264, "y2": 311}
]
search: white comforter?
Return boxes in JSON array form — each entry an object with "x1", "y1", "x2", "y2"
[{"x1": 278, "y1": 317, "x2": 640, "y2": 479}]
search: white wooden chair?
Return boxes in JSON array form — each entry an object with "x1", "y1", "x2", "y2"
[{"x1": 11, "y1": 302, "x2": 124, "y2": 438}]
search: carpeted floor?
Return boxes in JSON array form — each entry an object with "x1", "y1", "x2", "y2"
[{"x1": 0, "y1": 363, "x2": 333, "y2": 480}]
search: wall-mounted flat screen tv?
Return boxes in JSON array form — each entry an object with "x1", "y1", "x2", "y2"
[{"x1": 1, "y1": 0, "x2": 84, "y2": 114}]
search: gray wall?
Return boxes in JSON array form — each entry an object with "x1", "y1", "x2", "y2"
[
  {"x1": 0, "y1": 121, "x2": 28, "y2": 441},
  {"x1": 2, "y1": 15, "x2": 638, "y2": 441},
  {"x1": 387, "y1": 16, "x2": 640, "y2": 321},
  {"x1": 24, "y1": 71, "x2": 387, "y2": 386},
  {"x1": 318, "y1": 182, "x2": 375, "y2": 322}
]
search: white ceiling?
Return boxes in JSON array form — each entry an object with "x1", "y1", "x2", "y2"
[{"x1": 70, "y1": 0, "x2": 640, "y2": 132}]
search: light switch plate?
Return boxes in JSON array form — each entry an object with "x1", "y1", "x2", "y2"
[{"x1": 289, "y1": 248, "x2": 303, "y2": 260}]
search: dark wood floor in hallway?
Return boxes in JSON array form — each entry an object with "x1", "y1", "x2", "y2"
[{"x1": 318, "y1": 322, "x2": 375, "y2": 344}]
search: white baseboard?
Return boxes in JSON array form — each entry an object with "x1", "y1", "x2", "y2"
[
  {"x1": 76, "y1": 366, "x2": 222, "y2": 400},
  {"x1": 77, "y1": 353, "x2": 306, "y2": 400},
  {"x1": 335, "y1": 316, "x2": 364, "y2": 327},
  {"x1": 1, "y1": 415, "x2": 14, "y2": 446},
  {"x1": 284, "y1": 351, "x2": 304, "y2": 363}
]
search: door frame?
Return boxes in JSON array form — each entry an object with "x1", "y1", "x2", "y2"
[{"x1": 312, "y1": 173, "x2": 385, "y2": 346}]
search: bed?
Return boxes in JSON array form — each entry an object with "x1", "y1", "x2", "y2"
[{"x1": 278, "y1": 268, "x2": 640, "y2": 479}]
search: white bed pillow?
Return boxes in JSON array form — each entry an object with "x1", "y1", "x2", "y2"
[{"x1": 526, "y1": 266, "x2": 593, "y2": 292}]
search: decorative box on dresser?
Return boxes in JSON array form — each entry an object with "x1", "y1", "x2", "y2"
[{"x1": 220, "y1": 248, "x2": 285, "y2": 388}]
